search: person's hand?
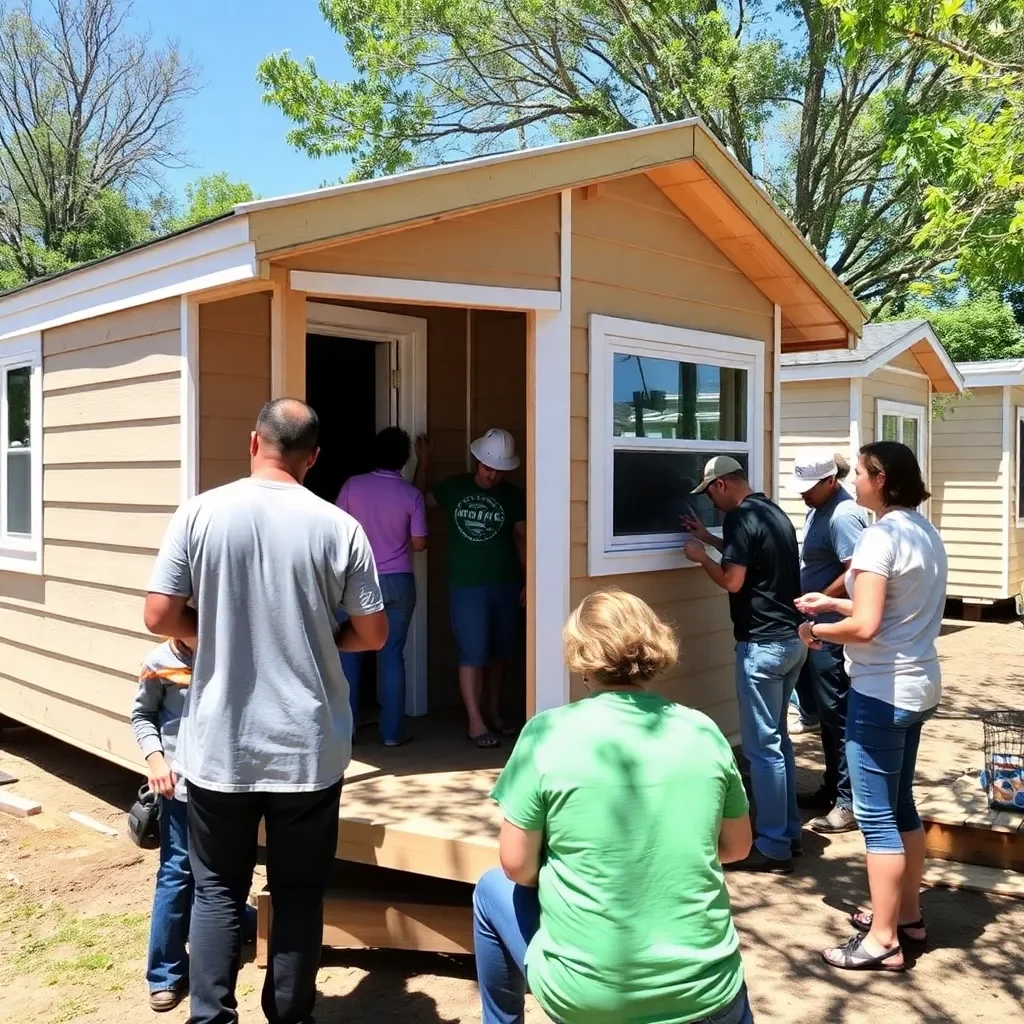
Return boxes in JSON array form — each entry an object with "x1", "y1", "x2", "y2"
[
  {"x1": 798, "y1": 620, "x2": 823, "y2": 650},
  {"x1": 415, "y1": 434, "x2": 430, "y2": 461},
  {"x1": 146, "y1": 752, "x2": 176, "y2": 798},
  {"x1": 681, "y1": 513, "x2": 713, "y2": 545},
  {"x1": 795, "y1": 592, "x2": 834, "y2": 616},
  {"x1": 682, "y1": 540, "x2": 707, "y2": 564}
]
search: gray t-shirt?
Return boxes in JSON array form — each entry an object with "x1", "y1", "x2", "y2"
[
  {"x1": 147, "y1": 477, "x2": 384, "y2": 793},
  {"x1": 801, "y1": 490, "x2": 868, "y2": 622},
  {"x1": 843, "y1": 509, "x2": 948, "y2": 712}
]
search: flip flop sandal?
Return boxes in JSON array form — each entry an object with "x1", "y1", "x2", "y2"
[
  {"x1": 469, "y1": 731, "x2": 501, "y2": 749},
  {"x1": 851, "y1": 911, "x2": 927, "y2": 945},
  {"x1": 823, "y1": 933, "x2": 905, "y2": 972}
]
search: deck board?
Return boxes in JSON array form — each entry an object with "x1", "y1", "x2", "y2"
[{"x1": 336, "y1": 713, "x2": 510, "y2": 883}]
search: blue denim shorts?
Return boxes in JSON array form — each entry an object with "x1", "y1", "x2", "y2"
[
  {"x1": 846, "y1": 688, "x2": 936, "y2": 854},
  {"x1": 449, "y1": 582, "x2": 521, "y2": 667}
]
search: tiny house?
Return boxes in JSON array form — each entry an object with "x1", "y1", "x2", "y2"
[
  {"x1": 0, "y1": 120, "x2": 864, "y2": 882},
  {"x1": 778, "y1": 320, "x2": 961, "y2": 532},
  {"x1": 932, "y1": 358, "x2": 1024, "y2": 608}
]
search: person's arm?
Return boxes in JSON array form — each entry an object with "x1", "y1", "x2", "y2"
[
  {"x1": 513, "y1": 521, "x2": 526, "y2": 571},
  {"x1": 683, "y1": 544, "x2": 747, "y2": 593},
  {"x1": 499, "y1": 819, "x2": 544, "y2": 887},
  {"x1": 719, "y1": 814, "x2": 753, "y2": 864},
  {"x1": 335, "y1": 522, "x2": 388, "y2": 652},
  {"x1": 413, "y1": 435, "x2": 432, "y2": 501},
  {"x1": 409, "y1": 489, "x2": 428, "y2": 553},
  {"x1": 144, "y1": 505, "x2": 197, "y2": 639},
  {"x1": 806, "y1": 571, "x2": 887, "y2": 645},
  {"x1": 681, "y1": 512, "x2": 723, "y2": 551},
  {"x1": 131, "y1": 676, "x2": 177, "y2": 798},
  {"x1": 718, "y1": 739, "x2": 752, "y2": 863}
]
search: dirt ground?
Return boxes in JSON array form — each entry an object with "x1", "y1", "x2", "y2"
[{"x1": 1, "y1": 619, "x2": 1023, "y2": 1024}]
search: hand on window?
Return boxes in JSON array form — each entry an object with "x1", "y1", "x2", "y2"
[
  {"x1": 682, "y1": 540, "x2": 707, "y2": 564},
  {"x1": 681, "y1": 513, "x2": 713, "y2": 545}
]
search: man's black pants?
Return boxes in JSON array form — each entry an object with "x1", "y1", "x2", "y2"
[
  {"x1": 802, "y1": 642, "x2": 853, "y2": 809},
  {"x1": 185, "y1": 781, "x2": 342, "y2": 1024}
]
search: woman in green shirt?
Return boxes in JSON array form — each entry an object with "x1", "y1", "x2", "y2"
[{"x1": 474, "y1": 589, "x2": 756, "y2": 1024}]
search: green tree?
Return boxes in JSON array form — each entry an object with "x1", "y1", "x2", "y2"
[
  {"x1": 826, "y1": 0, "x2": 1024, "y2": 297},
  {"x1": 257, "y1": 0, "x2": 1016, "y2": 306},
  {"x1": 888, "y1": 291, "x2": 1024, "y2": 361},
  {"x1": 164, "y1": 173, "x2": 257, "y2": 232},
  {"x1": 0, "y1": 0, "x2": 196, "y2": 285}
]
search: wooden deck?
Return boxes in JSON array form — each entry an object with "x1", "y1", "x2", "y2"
[{"x1": 335, "y1": 713, "x2": 510, "y2": 885}]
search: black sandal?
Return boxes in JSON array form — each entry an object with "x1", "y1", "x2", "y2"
[
  {"x1": 469, "y1": 731, "x2": 501, "y2": 749},
  {"x1": 823, "y1": 933, "x2": 905, "y2": 972},
  {"x1": 851, "y1": 910, "x2": 927, "y2": 945}
]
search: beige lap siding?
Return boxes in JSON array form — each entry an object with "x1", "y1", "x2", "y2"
[
  {"x1": 932, "y1": 386, "x2": 1007, "y2": 600},
  {"x1": 0, "y1": 299, "x2": 183, "y2": 770},
  {"x1": 860, "y1": 367, "x2": 931, "y2": 446},
  {"x1": 778, "y1": 379, "x2": 852, "y2": 536},
  {"x1": 198, "y1": 292, "x2": 272, "y2": 491},
  {"x1": 277, "y1": 195, "x2": 560, "y2": 292},
  {"x1": 570, "y1": 176, "x2": 775, "y2": 737}
]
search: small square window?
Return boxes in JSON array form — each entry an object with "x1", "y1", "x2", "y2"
[{"x1": 589, "y1": 315, "x2": 764, "y2": 576}]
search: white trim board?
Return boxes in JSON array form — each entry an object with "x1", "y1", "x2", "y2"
[
  {"x1": 1002, "y1": 387, "x2": 1012, "y2": 597},
  {"x1": 781, "y1": 322, "x2": 962, "y2": 392},
  {"x1": 531, "y1": 190, "x2": 572, "y2": 714},
  {"x1": 305, "y1": 301, "x2": 431, "y2": 717},
  {"x1": 959, "y1": 359, "x2": 1024, "y2": 388},
  {"x1": 1016, "y1": 405, "x2": 1024, "y2": 529},
  {"x1": 179, "y1": 297, "x2": 199, "y2": 503},
  {"x1": 0, "y1": 217, "x2": 257, "y2": 341},
  {"x1": 289, "y1": 271, "x2": 560, "y2": 313},
  {"x1": 772, "y1": 304, "x2": 781, "y2": 501}
]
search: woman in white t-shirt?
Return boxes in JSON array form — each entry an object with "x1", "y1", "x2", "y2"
[{"x1": 795, "y1": 441, "x2": 947, "y2": 974}]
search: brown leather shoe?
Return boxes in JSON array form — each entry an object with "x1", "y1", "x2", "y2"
[{"x1": 149, "y1": 989, "x2": 186, "y2": 1013}]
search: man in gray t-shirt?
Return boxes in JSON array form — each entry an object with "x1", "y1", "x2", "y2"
[
  {"x1": 145, "y1": 398, "x2": 386, "y2": 1024},
  {"x1": 790, "y1": 448, "x2": 867, "y2": 837}
]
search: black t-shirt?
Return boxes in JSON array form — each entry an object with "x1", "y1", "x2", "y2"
[{"x1": 720, "y1": 493, "x2": 803, "y2": 642}]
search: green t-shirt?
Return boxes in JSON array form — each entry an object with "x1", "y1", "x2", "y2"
[
  {"x1": 491, "y1": 691, "x2": 749, "y2": 1024},
  {"x1": 433, "y1": 474, "x2": 525, "y2": 587}
]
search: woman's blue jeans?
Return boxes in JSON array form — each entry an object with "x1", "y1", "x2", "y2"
[
  {"x1": 472, "y1": 868, "x2": 755, "y2": 1024},
  {"x1": 341, "y1": 571, "x2": 416, "y2": 744},
  {"x1": 846, "y1": 688, "x2": 936, "y2": 854}
]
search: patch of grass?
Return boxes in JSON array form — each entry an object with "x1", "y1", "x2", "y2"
[
  {"x1": 237, "y1": 982, "x2": 255, "y2": 997},
  {"x1": 48, "y1": 995, "x2": 98, "y2": 1023}
]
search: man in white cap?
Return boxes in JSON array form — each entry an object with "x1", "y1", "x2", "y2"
[
  {"x1": 415, "y1": 429, "x2": 525, "y2": 748},
  {"x1": 790, "y1": 448, "x2": 867, "y2": 835},
  {"x1": 682, "y1": 456, "x2": 805, "y2": 873}
]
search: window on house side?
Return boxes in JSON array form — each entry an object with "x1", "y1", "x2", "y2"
[
  {"x1": 0, "y1": 333, "x2": 42, "y2": 574},
  {"x1": 588, "y1": 315, "x2": 765, "y2": 576}
]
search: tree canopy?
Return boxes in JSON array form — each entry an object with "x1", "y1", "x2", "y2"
[
  {"x1": 163, "y1": 173, "x2": 257, "y2": 233},
  {"x1": 258, "y1": 0, "x2": 1022, "y2": 308},
  {"x1": 887, "y1": 291, "x2": 1024, "y2": 361}
]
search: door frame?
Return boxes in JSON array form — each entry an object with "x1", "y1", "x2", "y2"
[{"x1": 305, "y1": 301, "x2": 430, "y2": 717}]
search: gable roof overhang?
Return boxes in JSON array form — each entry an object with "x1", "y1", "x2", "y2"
[
  {"x1": 0, "y1": 121, "x2": 864, "y2": 350},
  {"x1": 957, "y1": 358, "x2": 1024, "y2": 389},
  {"x1": 780, "y1": 320, "x2": 963, "y2": 394}
]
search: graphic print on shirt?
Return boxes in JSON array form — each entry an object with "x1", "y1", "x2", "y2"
[{"x1": 453, "y1": 492, "x2": 506, "y2": 542}]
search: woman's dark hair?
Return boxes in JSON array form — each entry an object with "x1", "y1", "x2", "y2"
[
  {"x1": 859, "y1": 441, "x2": 930, "y2": 508},
  {"x1": 374, "y1": 427, "x2": 412, "y2": 471}
]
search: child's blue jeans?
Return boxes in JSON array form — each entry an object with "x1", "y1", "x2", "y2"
[{"x1": 147, "y1": 796, "x2": 258, "y2": 993}]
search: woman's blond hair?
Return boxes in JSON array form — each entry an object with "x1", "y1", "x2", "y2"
[{"x1": 563, "y1": 588, "x2": 678, "y2": 686}]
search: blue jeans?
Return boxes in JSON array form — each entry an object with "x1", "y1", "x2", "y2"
[
  {"x1": 148, "y1": 797, "x2": 193, "y2": 993},
  {"x1": 846, "y1": 689, "x2": 936, "y2": 854},
  {"x1": 341, "y1": 571, "x2": 416, "y2": 744},
  {"x1": 735, "y1": 639, "x2": 807, "y2": 861},
  {"x1": 449, "y1": 582, "x2": 521, "y2": 667},
  {"x1": 472, "y1": 868, "x2": 755, "y2": 1024},
  {"x1": 805, "y1": 642, "x2": 852, "y2": 810}
]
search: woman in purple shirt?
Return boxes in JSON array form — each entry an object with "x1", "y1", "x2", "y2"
[{"x1": 337, "y1": 428, "x2": 427, "y2": 745}]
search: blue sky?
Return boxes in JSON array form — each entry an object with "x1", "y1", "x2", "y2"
[{"x1": 131, "y1": 0, "x2": 355, "y2": 202}]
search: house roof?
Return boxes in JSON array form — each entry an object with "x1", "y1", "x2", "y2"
[
  {"x1": 779, "y1": 319, "x2": 962, "y2": 394},
  {"x1": 0, "y1": 120, "x2": 865, "y2": 348},
  {"x1": 956, "y1": 357, "x2": 1024, "y2": 388}
]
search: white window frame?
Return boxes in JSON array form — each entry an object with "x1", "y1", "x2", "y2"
[
  {"x1": 0, "y1": 331, "x2": 43, "y2": 574},
  {"x1": 588, "y1": 314, "x2": 765, "y2": 575},
  {"x1": 876, "y1": 399, "x2": 926, "y2": 458},
  {"x1": 1015, "y1": 406, "x2": 1024, "y2": 528}
]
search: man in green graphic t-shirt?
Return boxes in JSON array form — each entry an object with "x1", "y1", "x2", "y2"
[{"x1": 415, "y1": 429, "x2": 526, "y2": 748}]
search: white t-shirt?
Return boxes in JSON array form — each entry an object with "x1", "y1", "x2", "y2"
[{"x1": 843, "y1": 509, "x2": 948, "y2": 711}]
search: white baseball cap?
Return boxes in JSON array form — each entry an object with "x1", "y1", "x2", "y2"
[
  {"x1": 790, "y1": 448, "x2": 839, "y2": 494},
  {"x1": 470, "y1": 428, "x2": 520, "y2": 471}
]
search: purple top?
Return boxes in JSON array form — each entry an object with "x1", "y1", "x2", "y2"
[{"x1": 336, "y1": 470, "x2": 427, "y2": 576}]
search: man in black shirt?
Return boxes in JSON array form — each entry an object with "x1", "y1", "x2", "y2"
[{"x1": 682, "y1": 456, "x2": 806, "y2": 873}]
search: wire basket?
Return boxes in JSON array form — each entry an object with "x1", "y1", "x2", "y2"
[{"x1": 981, "y1": 710, "x2": 1024, "y2": 812}]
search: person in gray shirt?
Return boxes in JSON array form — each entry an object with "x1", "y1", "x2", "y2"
[
  {"x1": 144, "y1": 398, "x2": 387, "y2": 1024},
  {"x1": 789, "y1": 448, "x2": 867, "y2": 836}
]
